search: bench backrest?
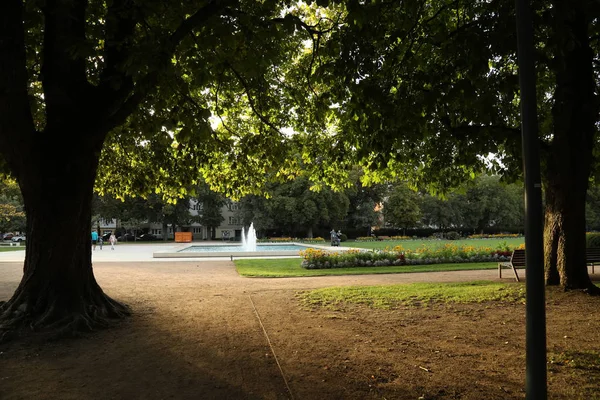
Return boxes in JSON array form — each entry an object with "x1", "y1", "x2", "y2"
[
  {"x1": 508, "y1": 248, "x2": 600, "y2": 266},
  {"x1": 586, "y1": 247, "x2": 600, "y2": 263},
  {"x1": 510, "y1": 249, "x2": 526, "y2": 267}
]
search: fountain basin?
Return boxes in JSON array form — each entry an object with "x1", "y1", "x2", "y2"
[{"x1": 153, "y1": 242, "x2": 327, "y2": 258}]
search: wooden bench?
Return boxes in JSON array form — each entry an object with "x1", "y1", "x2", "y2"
[
  {"x1": 499, "y1": 248, "x2": 600, "y2": 279},
  {"x1": 498, "y1": 249, "x2": 526, "y2": 282},
  {"x1": 587, "y1": 248, "x2": 600, "y2": 274}
]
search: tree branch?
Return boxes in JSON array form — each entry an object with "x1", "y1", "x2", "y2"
[
  {"x1": 394, "y1": 2, "x2": 425, "y2": 68},
  {"x1": 449, "y1": 124, "x2": 521, "y2": 141},
  {"x1": 100, "y1": 0, "x2": 229, "y2": 133},
  {"x1": 214, "y1": 69, "x2": 239, "y2": 139},
  {"x1": 226, "y1": 61, "x2": 283, "y2": 136},
  {"x1": 174, "y1": 81, "x2": 228, "y2": 148},
  {"x1": 270, "y1": 12, "x2": 344, "y2": 97}
]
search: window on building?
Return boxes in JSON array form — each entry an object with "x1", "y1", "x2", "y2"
[
  {"x1": 191, "y1": 202, "x2": 204, "y2": 211},
  {"x1": 227, "y1": 202, "x2": 240, "y2": 211}
]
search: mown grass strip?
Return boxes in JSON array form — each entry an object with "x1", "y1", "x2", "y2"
[
  {"x1": 234, "y1": 258, "x2": 498, "y2": 278},
  {"x1": 298, "y1": 281, "x2": 526, "y2": 309},
  {"x1": 0, "y1": 246, "x2": 25, "y2": 252}
]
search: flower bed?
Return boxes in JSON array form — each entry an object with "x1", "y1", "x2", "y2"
[
  {"x1": 258, "y1": 237, "x2": 293, "y2": 243},
  {"x1": 297, "y1": 237, "x2": 326, "y2": 243},
  {"x1": 355, "y1": 236, "x2": 377, "y2": 242},
  {"x1": 300, "y1": 243, "x2": 524, "y2": 269},
  {"x1": 354, "y1": 235, "x2": 413, "y2": 241},
  {"x1": 467, "y1": 233, "x2": 523, "y2": 239}
]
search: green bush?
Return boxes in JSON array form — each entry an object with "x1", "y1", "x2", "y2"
[
  {"x1": 445, "y1": 231, "x2": 461, "y2": 240},
  {"x1": 586, "y1": 233, "x2": 600, "y2": 248},
  {"x1": 339, "y1": 233, "x2": 348, "y2": 242}
]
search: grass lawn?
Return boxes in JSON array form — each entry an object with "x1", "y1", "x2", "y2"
[
  {"x1": 299, "y1": 281, "x2": 526, "y2": 309},
  {"x1": 234, "y1": 258, "x2": 499, "y2": 277},
  {"x1": 341, "y1": 237, "x2": 524, "y2": 251},
  {"x1": 0, "y1": 246, "x2": 25, "y2": 252},
  {"x1": 235, "y1": 237, "x2": 523, "y2": 277}
]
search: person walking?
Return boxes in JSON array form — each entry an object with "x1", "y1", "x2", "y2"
[
  {"x1": 91, "y1": 230, "x2": 98, "y2": 251},
  {"x1": 109, "y1": 233, "x2": 117, "y2": 250}
]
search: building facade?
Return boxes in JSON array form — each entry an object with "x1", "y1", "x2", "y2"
[{"x1": 98, "y1": 201, "x2": 245, "y2": 241}]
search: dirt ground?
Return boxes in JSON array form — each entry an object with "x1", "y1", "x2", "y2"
[{"x1": 1, "y1": 260, "x2": 599, "y2": 400}]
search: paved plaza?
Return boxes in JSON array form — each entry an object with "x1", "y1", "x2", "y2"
[{"x1": 0, "y1": 241, "x2": 275, "y2": 263}]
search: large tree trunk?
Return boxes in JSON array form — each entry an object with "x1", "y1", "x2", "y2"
[
  {"x1": 543, "y1": 0, "x2": 599, "y2": 292},
  {"x1": 543, "y1": 181, "x2": 594, "y2": 290},
  {"x1": 0, "y1": 135, "x2": 129, "y2": 340}
]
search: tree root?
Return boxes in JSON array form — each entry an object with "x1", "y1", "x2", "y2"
[
  {"x1": 558, "y1": 282, "x2": 600, "y2": 296},
  {"x1": 0, "y1": 293, "x2": 130, "y2": 344},
  {"x1": 583, "y1": 283, "x2": 600, "y2": 296}
]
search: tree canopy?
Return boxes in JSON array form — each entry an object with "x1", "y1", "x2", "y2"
[
  {"x1": 87, "y1": 0, "x2": 346, "y2": 201},
  {"x1": 300, "y1": 0, "x2": 600, "y2": 290},
  {"x1": 1, "y1": 0, "x2": 599, "y2": 342},
  {"x1": 0, "y1": 0, "x2": 343, "y2": 338}
]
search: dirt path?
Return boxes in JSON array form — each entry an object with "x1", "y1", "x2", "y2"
[{"x1": 1, "y1": 261, "x2": 598, "y2": 400}]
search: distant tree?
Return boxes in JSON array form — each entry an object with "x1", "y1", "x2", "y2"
[
  {"x1": 195, "y1": 183, "x2": 227, "y2": 240},
  {"x1": 0, "y1": 179, "x2": 23, "y2": 202},
  {"x1": 462, "y1": 175, "x2": 524, "y2": 233},
  {"x1": 237, "y1": 177, "x2": 349, "y2": 238},
  {"x1": 236, "y1": 194, "x2": 275, "y2": 237},
  {"x1": 382, "y1": 183, "x2": 421, "y2": 235},
  {"x1": 91, "y1": 194, "x2": 124, "y2": 232},
  {"x1": 92, "y1": 192, "x2": 196, "y2": 239},
  {"x1": 160, "y1": 199, "x2": 195, "y2": 235},
  {"x1": 344, "y1": 168, "x2": 386, "y2": 235},
  {"x1": 0, "y1": 204, "x2": 25, "y2": 234},
  {"x1": 0, "y1": 179, "x2": 25, "y2": 233},
  {"x1": 267, "y1": 177, "x2": 349, "y2": 238},
  {"x1": 420, "y1": 193, "x2": 464, "y2": 232},
  {"x1": 586, "y1": 185, "x2": 600, "y2": 231},
  {"x1": 119, "y1": 218, "x2": 146, "y2": 240}
]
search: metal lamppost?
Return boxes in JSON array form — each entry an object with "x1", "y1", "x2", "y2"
[{"x1": 514, "y1": 0, "x2": 547, "y2": 398}]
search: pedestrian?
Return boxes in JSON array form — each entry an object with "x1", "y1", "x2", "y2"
[
  {"x1": 91, "y1": 230, "x2": 98, "y2": 251},
  {"x1": 330, "y1": 229, "x2": 339, "y2": 247},
  {"x1": 98, "y1": 236, "x2": 103, "y2": 250},
  {"x1": 109, "y1": 233, "x2": 117, "y2": 250}
]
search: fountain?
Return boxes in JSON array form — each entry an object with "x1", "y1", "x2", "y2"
[
  {"x1": 242, "y1": 223, "x2": 257, "y2": 252},
  {"x1": 153, "y1": 222, "x2": 331, "y2": 258}
]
